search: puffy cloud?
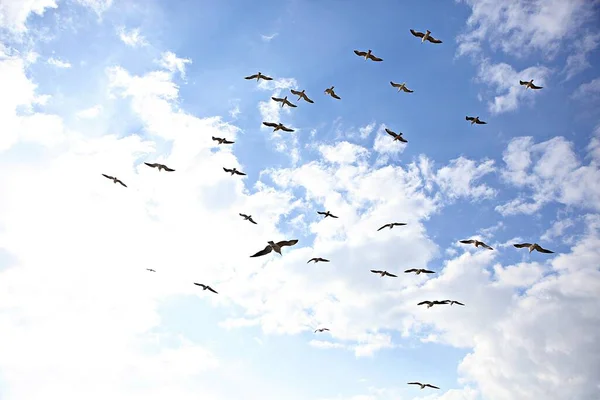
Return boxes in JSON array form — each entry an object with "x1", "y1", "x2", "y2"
[
  {"x1": 156, "y1": 51, "x2": 192, "y2": 79},
  {"x1": 0, "y1": 0, "x2": 57, "y2": 34},
  {"x1": 76, "y1": 104, "x2": 103, "y2": 119}
]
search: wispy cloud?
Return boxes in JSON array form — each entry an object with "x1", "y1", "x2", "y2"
[
  {"x1": 76, "y1": 104, "x2": 103, "y2": 119},
  {"x1": 47, "y1": 57, "x2": 72, "y2": 69},
  {"x1": 117, "y1": 26, "x2": 148, "y2": 47},
  {"x1": 260, "y1": 33, "x2": 278, "y2": 42},
  {"x1": 156, "y1": 51, "x2": 192, "y2": 79}
]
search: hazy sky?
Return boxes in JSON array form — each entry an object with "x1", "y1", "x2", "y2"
[{"x1": 0, "y1": 0, "x2": 599, "y2": 399}]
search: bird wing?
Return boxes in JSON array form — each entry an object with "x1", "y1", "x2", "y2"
[
  {"x1": 370, "y1": 270, "x2": 383, "y2": 274},
  {"x1": 163, "y1": 166, "x2": 175, "y2": 171},
  {"x1": 250, "y1": 245, "x2": 273, "y2": 257},
  {"x1": 249, "y1": 218, "x2": 257, "y2": 224},
  {"x1": 407, "y1": 382, "x2": 422, "y2": 385},
  {"x1": 261, "y1": 75, "x2": 273, "y2": 80},
  {"x1": 285, "y1": 100, "x2": 297, "y2": 107},
  {"x1": 385, "y1": 128, "x2": 397, "y2": 137},
  {"x1": 476, "y1": 119, "x2": 487, "y2": 124},
  {"x1": 262, "y1": 122, "x2": 278, "y2": 128},
  {"x1": 401, "y1": 87, "x2": 414, "y2": 93},
  {"x1": 404, "y1": 269, "x2": 417, "y2": 273},
  {"x1": 307, "y1": 258, "x2": 316, "y2": 263},
  {"x1": 422, "y1": 269, "x2": 436, "y2": 274},
  {"x1": 390, "y1": 81, "x2": 399, "y2": 87},
  {"x1": 354, "y1": 50, "x2": 367, "y2": 57},
  {"x1": 193, "y1": 283, "x2": 205, "y2": 288},
  {"x1": 534, "y1": 244, "x2": 554, "y2": 253},
  {"x1": 426, "y1": 36, "x2": 442, "y2": 43},
  {"x1": 454, "y1": 301, "x2": 465, "y2": 306},
  {"x1": 330, "y1": 92, "x2": 341, "y2": 99},
  {"x1": 277, "y1": 239, "x2": 299, "y2": 247},
  {"x1": 460, "y1": 239, "x2": 475, "y2": 244},
  {"x1": 466, "y1": 116, "x2": 474, "y2": 121},
  {"x1": 377, "y1": 224, "x2": 391, "y2": 231},
  {"x1": 530, "y1": 83, "x2": 543, "y2": 89},
  {"x1": 290, "y1": 89, "x2": 301, "y2": 95},
  {"x1": 367, "y1": 54, "x2": 383, "y2": 61},
  {"x1": 234, "y1": 170, "x2": 247, "y2": 175},
  {"x1": 319, "y1": 258, "x2": 330, "y2": 262},
  {"x1": 410, "y1": 29, "x2": 424, "y2": 38},
  {"x1": 481, "y1": 242, "x2": 494, "y2": 250},
  {"x1": 117, "y1": 180, "x2": 127, "y2": 187},
  {"x1": 223, "y1": 167, "x2": 232, "y2": 173},
  {"x1": 212, "y1": 136, "x2": 221, "y2": 141},
  {"x1": 519, "y1": 80, "x2": 528, "y2": 85},
  {"x1": 207, "y1": 286, "x2": 218, "y2": 294},
  {"x1": 329, "y1": 214, "x2": 339, "y2": 218},
  {"x1": 513, "y1": 243, "x2": 532, "y2": 248},
  {"x1": 385, "y1": 272, "x2": 398, "y2": 277},
  {"x1": 239, "y1": 213, "x2": 248, "y2": 218},
  {"x1": 272, "y1": 97, "x2": 284, "y2": 102},
  {"x1": 244, "y1": 74, "x2": 258, "y2": 80},
  {"x1": 281, "y1": 125, "x2": 294, "y2": 132},
  {"x1": 144, "y1": 162, "x2": 157, "y2": 168},
  {"x1": 102, "y1": 174, "x2": 114, "y2": 180},
  {"x1": 304, "y1": 95, "x2": 314, "y2": 103},
  {"x1": 317, "y1": 211, "x2": 326, "y2": 215},
  {"x1": 223, "y1": 139, "x2": 234, "y2": 144},
  {"x1": 435, "y1": 300, "x2": 450, "y2": 304},
  {"x1": 417, "y1": 301, "x2": 430, "y2": 305},
  {"x1": 398, "y1": 136, "x2": 408, "y2": 143},
  {"x1": 425, "y1": 384, "x2": 440, "y2": 389}
]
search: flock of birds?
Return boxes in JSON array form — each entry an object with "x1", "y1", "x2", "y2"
[{"x1": 101, "y1": 28, "x2": 551, "y2": 393}]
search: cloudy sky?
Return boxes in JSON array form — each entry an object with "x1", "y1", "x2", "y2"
[{"x1": 1, "y1": 0, "x2": 599, "y2": 399}]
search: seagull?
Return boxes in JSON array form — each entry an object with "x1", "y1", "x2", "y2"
[
  {"x1": 271, "y1": 96, "x2": 297, "y2": 108},
  {"x1": 239, "y1": 213, "x2": 257, "y2": 224},
  {"x1": 353, "y1": 49, "x2": 383, "y2": 62},
  {"x1": 146, "y1": 268, "x2": 156, "y2": 272},
  {"x1": 404, "y1": 268, "x2": 436, "y2": 275},
  {"x1": 417, "y1": 300, "x2": 449, "y2": 308},
  {"x1": 193, "y1": 283, "x2": 218, "y2": 294},
  {"x1": 370, "y1": 270, "x2": 398, "y2": 278},
  {"x1": 520, "y1": 79, "x2": 543, "y2": 90},
  {"x1": 324, "y1": 86, "x2": 341, "y2": 100},
  {"x1": 407, "y1": 382, "x2": 440, "y2": 390},
  {"x1": 443, "y1": 300, "x2": 465, "y2": 306},
  {"x1": 410, "y1": 29, "x2": 443, "y2": 44},
  {"x1": 290, "y1": 89, "x2": 314, "y2": 103},
  {"x1": 459, "y1": 239, "x2": 493, "y2": 250},
  {"x1": 144, "y1": 162, "x2": 175, "y2": 172},
  {"x1": 390, "y1": 81, "x2": 414, "y2": 93},
  {"x1": 244, "y1": 72, "x2": 273, "y2": 81},
  {"x1": 465, "y1": 116, "x2": 487, "y2": 125},
  {"x1": 262, "y1": 122, "x2": 295, "y2": 132},
  {"x1": 307, "y1": 257, "x2": 330, "y2": 264},
  {"x1": 513, "y1": 242, "x2": 554, "y2": 254},
  {"x1": 385, "y1": 128, "x2": 408, "y2": 143},
  {"x1": 317, "y1": 211, "x2": 338, "y2": 219},
  {"x1": 212, "y1": 136, "x2": 234, "y2": 144},
  {"x1": 102, "y1": 174, "x2": 127, "y2": 187},
  {"x1": 250, "y1": 240, "x2": 299, "y2": 257},
  {"x1": 377, "y1": 222, "x2": 407, "y2": 231},
  {"x1": 223, "y1": 167, "x2": 246, "y2": 176},
  {"x1": 314, "y1": 328, "x2": 330, "y2": 333}
]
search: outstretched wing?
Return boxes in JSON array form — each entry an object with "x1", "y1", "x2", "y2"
[
  {"x1": 223, "y1": 167, "x2": 232, "y2": 173},
  {"x1": 404, "y1": 269, "x2": 418, "y2": 273},
  {"x1": 401, "y1": 87, "x2": 414, "y2": 93},
  {"x1": 250, "y1": 245, "x2": 273, "y2": 258},
  {"x1": 317, "y1": 211, "x2": 326, "y2": 215},
  {"x1": 277, "y1": 239, "x2": 299, "y2": 248},
  {"x1": 410, "y1": 29, "x2": 424, "y2": 38},
  {"x1": 460, "y1": 239, "x2": 475, "y2": 244},
  {"x1": 290, "y1": 89, "x2": 302, "y2": 96},
  {"x1": 354, "y1": 50, "x2": 367, "y2": 57},
  {"x1": 530, "y1": 83, "x2": 543, "y2": 89},
  {"x1": 212, "y1": 136, "x2": 221, "y2": 141},
  {"x1": 207, "y1": 286, "x2": 218, "y2": 294},
  {"x1": 304, "y1": 95, "x2": 314, "y2": 103},
  {"x1": 385, "y1": 272, "x2": 398, "y2": 277},
  {"x1": 307, "y1": 258, "x2": 316, "y2": 263},
  {"x1": 425, "y1": 384, "x2": 440, "y2": 389},
  {"x1": 466, "y1": 116, "x2": 474, "y2": 121},
  {"x1": 367, "y1": 54, "x2": 383, "y2": 62},
  {"x1": 519, "y1": 80, "x2": 528, "y2": 86},
  {"x1": 248, "y1": 217, "x2": 257, "y2": 224},
  {"x1": 398, "y1": 136, "x2": 408, "y2": 143},
  {"x1": 480, "y1": 242, "x2": 494, "y2": 250},
  {"x1": 330, "y1": 92, "x2": 341, "y2": 99},
  {"x1": 193, "y1": 283, "x2": 205, "y2": 288},
  {"x1": 262, "y1": 122, "x2": 278, "y2": 128},
  {"x1": 513, "y1": 243, "x2": 532, "y2": 248},
  {"x1": 417, "y1": 301, "x2": 430, "y2": 306},
  {"x1": 239, "y1": 213, "x2": 248, "y2": 218},
  {"x1": 244, "y1": 74, "x2": 258, "y2": 80},
  {"x1": 426, "y1": 36, "x2": 442, "y2": 44},
  {"x1": 163, "y1": 166, "x2": 175, "y2": 171},
  {"x1": 390, "y1": 81, "x2": 400, "y2": 87},
  {"x1": 144, "y1": 162, "x2": 158, "y2": 168},
  {"x1": 260, "y1": 75, "x2": 273, "y2": 81},
  {"x1": 234, "y1": 170, "x2": 247, "y2": 176},
  {"x1": 329, "y1": 214, "x2": 339, "y2": 218},
  {"x1": 377, "y1": 224, "x2": 390, "y2": 231},
  {"x1": 271, "y1": 97, "x2": 284, "y2": 102},
  {"x1": 318, "y1": 258, "x2": 330, "y2": 262},
  {"x1": 534, "y1": 244, "x2": 554, "y2": 253},
  {"x1": 385, "y1": 128, "x2": 397, "y2": 138},
  {"x1": 422, "y1": 269, "x2": 436, "y2": 274},
  {"x1": 453, "y1": 301, "x2": 465, "y2": 306},
  {"x1": 280, "y1": 125, "x2": 294, "y2": 132},
  {"x1": 102, "y1": 174, "x2": 114, "y2": 180},
  {"x1": 476, "y1": 119, "x2": 487, "y2": 124},
  {"x1": 117, "y1": 180, "x2": 127, "y2": 187},
  {"x1": 223, "y1": 139, "x2": 234, "y2": 144},
  {"x1": 392, "y1": 223, "x2": 407, "y2": 227},
  {"x1": 370, "y1": 270, "x2": 383, "y2": 274}
]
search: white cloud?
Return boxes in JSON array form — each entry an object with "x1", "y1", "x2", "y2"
[
  {"x1": 563, "y1": 32, "x2": 600, "y2": 80},
  {"x1": 540, "y1": 218, "x2": 575, "y2": 242},
  {"x1": 572, "y1": 77, "x2": 600, "y2": 100},
  {"x1": 434, "y1": 157, "x2": 497, "y2": 201},
  {"x1": 359, "y1": 122, "x2": 376, "y2": 139},
  {"x1": 76, "y1": 104, "x2": 103, "y2": 119},
  {"x1": 372, "y1": 123, "x2": 407, "y2": 156},
  {"x1": 156, "y1": 51, "x2": 192, "y2": 79},
  {"x1": 73, "y1": 0, "x2": 113, "y2": 15},
  {"x1": 261, "y1": 33, "x2": 278, "y2": 42},
  {"x1": 318, "y1": 141, "x2": 370, "y2": 165},
  {"x1": 476, "y1": 60, "x2": 551, "y2": 114},
  {"x1": 0, "y1": 0, "x2": 57, "y2": 34},
  {"x1": 117, "y1": 26, "x2": 148, "y2": 47},
  {"x1": 47, "y1": 57, "x2": 72, "y2": 68}
]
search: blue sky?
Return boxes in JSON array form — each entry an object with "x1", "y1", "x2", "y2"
[{"x1": 1, "y1": 0, "x2": 599, "y2": 399}]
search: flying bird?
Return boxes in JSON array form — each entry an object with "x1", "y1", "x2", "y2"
[
  {"x1": 390, "y1": 81, "x2": 413, "y2": 93},
  {"x1": 410, "y1": 29, "x2": 443, "y2": 44},
  {"x1": 443, "y1": 300, "x2": 465, "y2": 306},
  {"x1": 144, "y1": 162, "x2": 175, "y2": 172},
  {"x1": 102, "y1": 174, "x2": 127, "y2": 187},
  {"x1": 520, "y1": 79, "x2": 543, "y2": 90},
  {"x1": 307, "y1": 257, "x2": 330, "y2": 264},
  {"x1": 290, "y1": 89, "x2": 314, "y2": 103},
  {"x1": 314, "y1": 328, "x2": 330, "y2": 333},
  {"x1": 223, "y1": 167, "x2": 246, "y2": 176},
  {"x1": 244, "y1": 72, "x2": 273, "y2": 81},
  {"x1": 317, "y1": 211, "x2": 338, "y2": 219},
  {"x1": 212, "y1": 136, "x2": 234, "y2": 144},
  {"x1": 353, "y1": 49, "x2": 383, "y2": 62},
  {"x1": 407, "y1": 382, "x2": 440, "y2": 390},
  {"x1": 404, "y1": 268, "x2": 436, "y2": 275},
  {"x1": 239, "y1": 213, "x2": 257, "y2": 224},
  {"x1": 385, "y1": 128, "x2": 408, "y2": 143},
  {"x1": 377, "y1": 222, "x2": 407, "y2": 231},
  {"x1": 370, "y1": 270, "x2": 398, "y2": 278},
  {"x1": 513, "y1": 242, "x2": 554, "y2": 254},
  {"x1": 271, "y1": 96, "x2": 297, "y2": 108},
  {"x1": 417, "y1": 300, "x2": 449, "y2": 308},
  {"x1": 262, "y1": 122, "x2": 295, "y2": 132},
  {"x1": 324, "y1": 86, "x2": 341, "y2": 100},
  {"x1": 465, "y1": 116, "x2": 487, "y2": 125},
  {"x1": 250, "y1": 240, "x2": 299, "y2": 257},
  {"x1": 459, "y1": 239, "x2": 493, "y2": 250},
  {"x1": 146, "y1": 268, "x2": 156, "y2": 272},
  {"x1": 193, "y1": 283, "x2": 218, "y2": 294}
]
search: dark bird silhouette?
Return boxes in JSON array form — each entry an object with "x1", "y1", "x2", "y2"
[
  {"x1": 410, "y1": 29, "x2": 442, "y2": 44},
  {"x1": 194, "y1": 283, "x2": 218, "y2": 294},
  {"x1": 466, "y1": 116, "x2": 487, "y2": 125},
  {"x1": 314, "y1": 328, "x2": 330, "y2": 333},
  {"x1": 290, "y1": 89, "x2": 314, "y2": 103},
  {"x1": 250, "y1": 240, "x2": 299, "y2": 257},
  {"x1": 146, "y1": 268, "x2": 156, "y2": 272},
  {"x1": 443, "y1": 300, "x2": 465, "y2": 306},
  {"x1": 324, "y1": 86, "x2": 341, "y2": 100},
  {"x1": 459, "y1": 239, "x2": 493, "y2": 250},
  {"x1": 370, "y1": 270, "x2": 397, "y2": 278},
  {"x1": 262, "y1": 122, "x2": 295, "y2": 132},
  {"x1": 390, "y1": 81, "x2": 414, "y2": 93},
  {"x1": 212, "y1": 136, "x2": 234, "y2": 144},
  {"x1": 307, "y1": 257, "x2": 330, "y2": 264},
  {"x1": 353, "y1": 49, "x2": 383, "y2": 62},
  {"x1": 520, "y1": 79, "x2": 543, "y2": 89},
  {"x1": 317, "y1": 211, "x2": 338, "y2": 219},
  {"x1": 404, "y1": 268, "x2": 435, "y2": 275},
  {"x1": 144, "y1": 162, "x2": 175, "y2": 172},
  {"x1": 271, "y1": 96, "x2": 297, "y2": 108},
  {"x1": 417, "y1": 300, "x2": 449, "y2": 308},
  {"x1": 385, "y1": 128, "x2": 408, "y2": 143},
  {"x1": 244, "y1": 72, "x2": 273, "y2": 81},
  {"x1": 239, "y1": 213, "x2": 257, "y2": 224},
  {"x1": 377, "y1": 222, "x2": 407, "y2": 231},
  {"x1": 407, "y1": 382, "x2": 440, "y2": 390},
  {"x1": 223, "y1": 167, "x2": 246, "y2": 176},
  {"x1": 102, "y1": 174, "x2": 127, "y2": 187},
  {"x1": 513, "y1": 242, "x2": 554, "y2": 253}
]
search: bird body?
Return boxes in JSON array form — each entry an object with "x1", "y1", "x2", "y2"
[
  {"x1": 377, "y1": 222, "x2": 407, "y2": 231},
  {"x1": 250, "y1": 240, "x2": 299, "y2": 257},
  {"x1": 465, "y1": 116, "x2": 487, "y2": 125},
  {"x1": 385, "y1": 128, "x2": 408, "y2": 143},
  {"x1": 353, "y1": 49, "x2": 383, "y2": 62},
  {"x1": 223, "y1": 167, "x2": 247, "y2": 176},
  {"x1": 459, "y1": 239, "x2": 493, "y2": 250},
  {"x1": 212, "y1": 136, "x2": 234, "y2": 144},
  {"x1": 271, "y1": 96, "x2": 297, "y2": 108},
  {"x1": 290, "y1": 89, "x2": 314, "y2": 103},
  {"x1": 390, "y1": 81, "x2": 413, "y2": 93},
  {"x1": 324, "y1": 86, "x2": 341, "y2": 100},
  {"x1": 307, "y1": 257, "x2": 330, "y2": 263},
  {"x1": 239, "y1": 213, "x2": 257, "y2": 224},
  {"x1": 194, "y1": 283, "x2": 218, "y2": 294},
  {"x1": 410, "y1": 29, "x2": 442, "y2": 44},
  {"x1": 102, "y1": 174, "x2": 127, "y2": 187},
  {"x1": 519, "y1": 79, "x2": 543, "y2": 90},
  {"x1": 262, "y1": 122, "x2": 295, "y2": 132},
  {"x1": 317, "y1": 211, "x2": 338, "y2": 219},
  {"x1": 513, "y1": 242, "x2": 554, "y2": 253},
  {"x1": 245, "y1": 72, "x2": 273, "y2": 81},
  {"x1": 404, "y1": 268, "x2": 435, "y2": 275},
  {"x1": 144, "y1": 162, "x2": 175, "y2": 172},
  {"x1": 370, "y1": 270, "x2": 398, "y2": 278}
]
